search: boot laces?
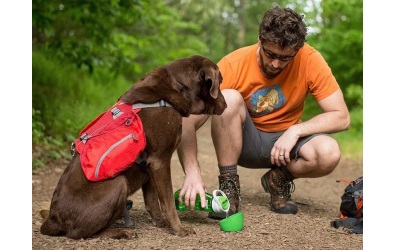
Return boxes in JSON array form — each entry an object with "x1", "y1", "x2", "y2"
[
  {"x1": 273, "y1": 173, "x2": 295, "y2": 200},
  {"x1": 220, "y1": 176, "x2": 241, "y2": 201}
]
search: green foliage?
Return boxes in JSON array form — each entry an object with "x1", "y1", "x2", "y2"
[
  {"x1": 301, "y1": 95, "x2": 321, "y2": 121},
  {"x1": 345, "y1": 84, "x2": 363, "y2": 108},
  {"x1": 165, "y1": 0, "x2": 242, "y2": 61},
  {"x1": 32, "y1": 51, "x2": 133, "y2": 140},
  {"x1": 32, "y1": 0, "x2": 209, "y2": 78},
  {"x1": 301, "y1": 97, "x2": 363, "y2": 158},
  {"x1": 32, "y1": 50, "x2": 136, "y2": 169},
  {"x1": 307, "y1": 0, "x2": 363, "y2": 110},
  {"x1": 332, "y1": 108, "x2": 363, "y2": 158},
  {"x1": 32, "y1": 108, "x2": 71, "y2": 169},
  {"x1": 32, "y1": 108, "x2": 45, "y2": 145},
  {"x1": 32, "y1": 0, "x2": 363, "y2": 169}
]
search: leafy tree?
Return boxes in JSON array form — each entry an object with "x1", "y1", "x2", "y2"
[
  {"x1": 307, "y1": 0, "x2": 363, "y2": 109},
  {"x1": 32, "y1": 0, "x2": 363, "y2": 168},
  {"x1": 32, "y1": 0, "x2": 209, "y2": 78}
]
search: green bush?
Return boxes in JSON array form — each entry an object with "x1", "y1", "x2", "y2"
[
  {"x1": 32, "y1": 51, "x2": 136, "y2": 169},
  {"x1": 33, "y1": 51, "x2": 134, "y2": 141},
  {"x1": 302, "y1": 96, "x2": 363, "y2": 158},
  {"x1": 333, "y1": 108, "x2": 363, "y2": 158},
  {"x1": 345, "y1": 84, "x2": 363, "y2": 109},
  {"x1": 32, "y1": 108, "x2": 71, "y2": 169}
]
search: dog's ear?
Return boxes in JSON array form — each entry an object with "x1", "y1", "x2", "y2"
[
  {"x1": 171, "y1": 55, "x2": 226, "y2": 115},
  {"x1": 202, "y1": 68, "x2": 223, "y2": 99}
]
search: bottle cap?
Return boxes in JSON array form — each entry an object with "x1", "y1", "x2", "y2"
[
  {"x1": 218, "y1": 196, "x2": 229, "y2": 210},
  {"x1": 212, "y1": 190, "x2": 230, "y2": 213}
]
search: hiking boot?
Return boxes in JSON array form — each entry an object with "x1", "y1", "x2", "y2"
[
  {"x1": 208, "y1": 173, "x2": 241, "y2": 219},
  {"x1": 261, "y1": 168, "x2": 298, "y2": 214}
]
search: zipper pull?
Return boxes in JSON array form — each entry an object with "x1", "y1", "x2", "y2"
[{"x1": 125, "y1": 118, "x2": 132, "y2": 126}]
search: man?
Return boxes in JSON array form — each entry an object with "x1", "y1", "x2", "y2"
[{"x1": 176, "y1": 6, "x2": 350, "y2": 217}]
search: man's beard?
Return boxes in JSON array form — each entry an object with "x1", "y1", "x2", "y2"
[{"x1": 259, "y1": 51, "x2": 283, "y2": 78}]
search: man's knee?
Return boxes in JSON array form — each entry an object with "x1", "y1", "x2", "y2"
[
  {"x1": 315, "y1": 136, "x2": 341, "y2": 174},
  {"x1": 219, "y1": 89, "x2": 246, "y2": 120},
  {"x1": 298, "y1": 135, "x2": 341, "y2": 176},
  {"x1": 221, "y1": 89, "x2": 244, "y2": 109}
]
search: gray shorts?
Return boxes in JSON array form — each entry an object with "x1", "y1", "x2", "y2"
[{"x1": 238, "y1": 109, "x2": 328, "y2": 169}]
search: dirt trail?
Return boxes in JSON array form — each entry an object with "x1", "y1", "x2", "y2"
[{"x1": 32, "y1": 119, "x2": 363, "y2": 249}]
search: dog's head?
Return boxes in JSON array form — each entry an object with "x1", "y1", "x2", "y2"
[{"x1": 120, "y1": 55, "x2": 227, "y2": 117}]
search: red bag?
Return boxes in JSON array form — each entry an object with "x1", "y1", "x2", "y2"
[{"x1": 73, "y1": 101, "x2": 146, "y2": 181}]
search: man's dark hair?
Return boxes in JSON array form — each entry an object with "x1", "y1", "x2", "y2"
[{"x1": 258, "y1": 6, "x2": 307, "y2": 51}]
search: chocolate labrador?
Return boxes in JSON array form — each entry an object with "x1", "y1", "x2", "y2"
[{"x1": 39, "y1": 55, "x2": 227, "y2": 239}]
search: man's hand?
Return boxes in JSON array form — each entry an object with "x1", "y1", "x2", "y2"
[
  {"x1": 177, "y1": 114, "x2": 210, "y2": 210},
  {"x1": 179, "y1": 168, "x2": 206, "y2": 210},
  {"x1": 271, "y1": 126, "x2": 300, "y2": 166}
]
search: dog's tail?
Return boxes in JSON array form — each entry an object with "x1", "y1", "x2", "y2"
[{"x1": 40, "y1": 210, "x2": 50, "y2": 220}]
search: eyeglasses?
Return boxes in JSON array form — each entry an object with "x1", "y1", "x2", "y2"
[{"x1": 261, "y1": 46, "x2": 297, "y2": 62}]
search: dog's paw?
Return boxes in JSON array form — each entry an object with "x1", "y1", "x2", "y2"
[
  {"x1": 174, "y1": 227, "x2": 196, "y2": 237},
  {"x1": 93, "y1": 228, "x2": 138, "y2": 239},
  {"x1": 118, "y1": 229, "x2": 138, "y2": 239},
  {"x1": 39, "y1": 209, "x2": 49, "y2": 220},
  {"x1": 153, "y1": 218, "x2": 168, "y2": 228}
]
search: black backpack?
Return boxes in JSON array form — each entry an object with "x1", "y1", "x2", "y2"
[{"x1": 330, "y1": 176, "x2": 363, "y2": 234}]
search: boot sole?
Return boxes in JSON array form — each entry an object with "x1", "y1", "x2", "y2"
[
  {"x1": 208, "y1": 211, "x2": 228, "y2": 220},
  {"x1": 208, "y1": 208, "x2": 235, "y2": 220}
]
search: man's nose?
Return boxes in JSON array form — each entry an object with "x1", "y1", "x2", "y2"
[{"x1": 271, "y1": 59, "x2": 281, "y2": 68}]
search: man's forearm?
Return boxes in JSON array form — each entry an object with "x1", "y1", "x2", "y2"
[
  {"x1": 292, "y1": 110, "x2": 350, "y2": 138},
  {"x1": 177, "y1": 115, "x2": 209, "y2": 174}
]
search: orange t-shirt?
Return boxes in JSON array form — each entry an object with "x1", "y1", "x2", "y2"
[{"x1": 217, "y1": 43, "x2": 339, "y2": 132}]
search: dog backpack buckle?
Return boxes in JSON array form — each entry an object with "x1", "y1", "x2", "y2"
[{"x1": 70, "y1": 142, "x2": 76, "y2": 156}]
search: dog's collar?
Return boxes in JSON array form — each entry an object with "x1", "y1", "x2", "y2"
[{"x1": 132, "y1": 100, "x2": 173, "y2": 109}]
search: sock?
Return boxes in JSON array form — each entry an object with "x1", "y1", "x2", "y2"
[{"x1": 218, "y1": 164, "x2": 237, "y2": 176}]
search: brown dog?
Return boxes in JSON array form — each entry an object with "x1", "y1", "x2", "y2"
[{"x1": 40, "y1": 55, "x2": 227, "y2": 239}]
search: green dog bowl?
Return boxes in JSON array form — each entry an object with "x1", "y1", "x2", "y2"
[{"x1": 219, "y1": 211, "x2": 244, "y2": 232}]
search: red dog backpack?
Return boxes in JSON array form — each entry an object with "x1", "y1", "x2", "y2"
[{"x1": 72, "y1": 100, "x2": 146, "y2": 181}]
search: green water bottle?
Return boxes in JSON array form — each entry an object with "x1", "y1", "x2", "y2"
[{"x1": 174, "y1": 189, "x2": 230, "y2": 213}]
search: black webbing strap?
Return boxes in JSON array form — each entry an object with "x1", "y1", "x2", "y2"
[{"x1": 330, "y1": 217, "x2": 363, "y2": 234}]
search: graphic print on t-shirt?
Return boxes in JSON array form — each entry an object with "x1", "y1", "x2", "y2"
[{"x1": 249, "y1": 84, "x2": 286, "y2": 116}]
